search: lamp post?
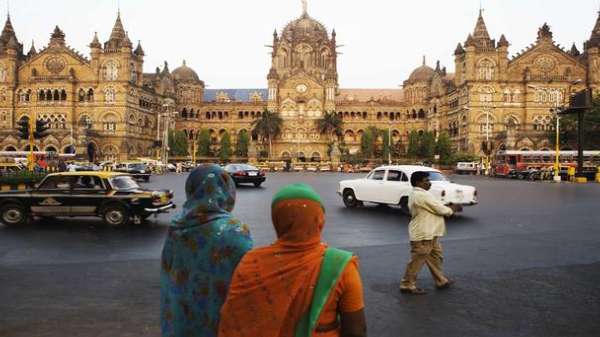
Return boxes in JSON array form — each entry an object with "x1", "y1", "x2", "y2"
[{"x1": 387, "y1": 120, "x2": 392, "y2": 165}]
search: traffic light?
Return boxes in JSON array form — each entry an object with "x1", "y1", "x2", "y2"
[
  {"x1": 34, "y1": 118, "x2": 51, "y2": 139},
  {"x1": 17, "y1": 118, "x2": 29, "y2": 140}
]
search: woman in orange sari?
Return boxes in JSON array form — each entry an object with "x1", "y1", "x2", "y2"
[{"x1": 219, "y1": 183, "x2": 367, "y2": 337}]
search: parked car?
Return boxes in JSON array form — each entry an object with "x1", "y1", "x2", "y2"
[
  {"x1": 224, "y1": 163, "x2": 266, "y2": 187},
  {"x1": 455, "y1": 162, "x2": 479, "y2": 175},
  {"x1": 114, "y1": 162, "x2": 151, "y2": 182},
  {"x1": 0, "y1": 171, "x2": 175, "y2": 227},
  {"x1": 67, "y1": 161, "x2": 102, "y2": 172},
  {"x1": 338, "y1": 165, "x2": 478, "y2": 212}
]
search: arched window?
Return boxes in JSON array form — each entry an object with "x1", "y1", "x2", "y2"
[
  {"x1": 103, "y1": 60, "x2": 119, "y2": 81},
  {"x1": 478, "y1": 113, "x2": 495, "y2": 135},
  {"x1": 418, "y1": 109, "x2": 425, "y2": 119},
  {"x1": 46, "y1": 89, "x2": 52, "y2": 101},
  {"x1": 53, "y1": 89, "x2": 60, "y2": 101},
  {"x1": 102, "y1": 114, "x2": 117, "y2": 133},
  {"x1": 39, "y1": 90, "x2": 46, "y2": 101},
  {"x1": 477, "y1": 59, "x2": 495, "y2": 81},
  {"x1": 104, "y1": 87, "x2": 115, "y2": 103},
  {"x1": 130, "y1": 62, "x2": 137, "y2": 83},
  {"x1": 503, "y1": 89, "x2": 511, "y2": 103},
  {"x1": 78, "y1": 89, "x2": 85, "y2": 102},
  {"x1": 87, "y1": 89, "x2": 94, "y2": 102},
  {"x1": 60, "y1": 89, "x2": 67, "y2": 101}
]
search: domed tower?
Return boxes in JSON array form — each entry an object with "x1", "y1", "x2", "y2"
[
  {"x1": 172, "y1": 60, "x2": 204, "y2": 107},
  {"x1": 403, "y1": 56, "x2": 435, "y2": 119},
  {"x1": 268, "y1": 4, "x2": 338, "y2": 111}
]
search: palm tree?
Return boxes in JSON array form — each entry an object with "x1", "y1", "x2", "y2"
[
  {"x1": 251, "y1": 109, "x2": 283, "y2": 159},
  {"x1": 317, "y1": 111, "x2": 343, "y2": 142}
]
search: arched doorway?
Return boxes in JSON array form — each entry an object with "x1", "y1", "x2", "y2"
[
  {"x1": 63, "y1": 145, "x2": 75, "y2": 154},
  {"x1": 297, "y1": 152, "x2": 306, "y2": 163},
  {"x1": 87, "y1": 143, "x2": 97, "y2": 162},
  {"x1": 44, "y1": 145, "x2": 57, "y2": 153},
  {"x1": 281, "y1": 151, "x2": 291, "y2": 161},
  {"x1": 310, "y1": 152, "x2": 321, "y2": 162},
  {"x1": 23, "y1": 145, "x2": 39, "y2": 151},
  {"x1": 4, "y1": 146, "x2": 16, "y2": 151}
]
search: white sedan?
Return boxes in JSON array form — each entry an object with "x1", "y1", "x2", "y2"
[{"x1": 337, "y1": 165, "x2": 478, "y2": 211}]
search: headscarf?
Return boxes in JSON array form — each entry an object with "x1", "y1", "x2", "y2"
[
  {"x1": 219, "y1": 183, "x2": 327, "y2": 337},
  {"x1": 161, "y1": 164, "x2": 253, "y2": 337}
]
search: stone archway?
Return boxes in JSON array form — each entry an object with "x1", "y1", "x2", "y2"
[
  {"x1": 310, "y1": 152, "x2": 321, "y2": 162},
  {"x1": 297, "y1": 152, "x2": 306, "y2": 163}
]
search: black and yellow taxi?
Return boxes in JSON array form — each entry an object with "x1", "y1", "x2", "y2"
[{"x1": 0, "y1": 171, "x2": 175, "y2": 227}]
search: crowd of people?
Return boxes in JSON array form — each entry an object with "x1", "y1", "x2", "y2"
[{"x1": 160, "y1": 164, "x2": 460, "y2": 337}]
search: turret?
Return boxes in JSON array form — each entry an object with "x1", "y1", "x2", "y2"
[
  {"x1": 48, "y1": 26, "x2": 66, "y2": 48},
  {"x1": 27, "y1": 40, "x2": 36, "y2": 58}
]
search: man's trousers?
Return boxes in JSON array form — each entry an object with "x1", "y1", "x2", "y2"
[{"x1": 400, "y1": 237, "x2": 448, "y2": 289}]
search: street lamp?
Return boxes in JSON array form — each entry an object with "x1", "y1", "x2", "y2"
[
  {"x1": 527, "y1": 84, "x2": 562, "y2": 182},
  {"x1": 387, "y1": 119, "x2": 392, "y2": 165}
]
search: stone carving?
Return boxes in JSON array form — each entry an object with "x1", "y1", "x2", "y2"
[
  {"x1": 45, "y1": 56, "x2": 67, "y2": 74},
  {"x1": 534, "y1": 56, "x2": 556, "y2": 73}
]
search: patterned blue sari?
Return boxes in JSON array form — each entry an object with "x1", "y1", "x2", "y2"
[{"x1": 160, "y1": 164, "x2": 253, "y2": 337}]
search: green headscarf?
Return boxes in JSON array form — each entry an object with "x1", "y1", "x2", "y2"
[{"x1": 271, "y1": 183, "x2": 325, "y2": 212}]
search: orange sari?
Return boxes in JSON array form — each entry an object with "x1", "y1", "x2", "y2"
[{"x1": 218, "y1": 198, "x2": 328, "y2": 337}]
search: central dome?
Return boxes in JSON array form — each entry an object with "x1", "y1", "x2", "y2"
[
  {"x1": 282, "y1": 13, "x2": 329, "y2": 42},
  {"x1": 172, "y1": 60, "x2": 201, "y2": 83}
]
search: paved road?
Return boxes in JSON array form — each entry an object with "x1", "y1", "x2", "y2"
[{"x1": 1, "y1": 172, "x2": 600, "y2": 337}]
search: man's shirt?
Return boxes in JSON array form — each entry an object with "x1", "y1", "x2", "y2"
[{"x1": 408, "y1": 187, "x2": 454, "y2": 241}]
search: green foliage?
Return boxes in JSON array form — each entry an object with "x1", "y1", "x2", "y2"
[
  {"x1": 419, "y1": 132, "x2": 436, "y2": 159},
  {"x1": 219, "y1": 131, "x2": 232, "y2": 161},
  {"x1": 317, "y1": 111, "x2": 344, "y2": 141},
  {"x1": 549, "y1": 94, "x2": 600, "y2": 149},
  {"x1": 168, "y1": 130, "x2": 189, "y2": 157},
  {"x1": 451, "y1": 152, "x2": 480, "y2": 163},
  {"x1": 407, "y1": 130, "x2": 420, "y2": 158},
  {"x1": 382, "y1": 129, "x2": 391, "y2": 160},
  {"x1": 360, "y1": 127, "x2": 378, "y2": 158},
  {"x1": 197, "y1": 129, "x2": 211, "y2": 157},
  {"x1": 236, "y1": 130, "x2": 249, "y2": 157},
  {"x1": 435, "y1": 132, "x2": 453, "y2": 164},
  {"x1": 251, "y1": 109, "x2": 283, "y2": 158}
]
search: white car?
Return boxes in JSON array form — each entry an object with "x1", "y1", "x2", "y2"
[{"x1": 337, "y1": 165, "x2": 478, "y2": 211}]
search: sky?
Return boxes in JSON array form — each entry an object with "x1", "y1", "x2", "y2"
[{"x1": 5, "y1": 0, "x2": 600, "y2": 89}]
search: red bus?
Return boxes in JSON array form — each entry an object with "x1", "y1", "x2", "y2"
[{"x1": 493, "y1": 150, "x2": 600, "y2": 176}]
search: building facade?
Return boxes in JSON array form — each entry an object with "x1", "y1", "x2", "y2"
[{"x1": 1, "y1": 8, "x2": 599, "y2": 161}]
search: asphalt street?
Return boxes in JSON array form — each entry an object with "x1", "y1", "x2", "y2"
[{"x1": 1, "y1": 172, "x2": 600, "y2": 337}]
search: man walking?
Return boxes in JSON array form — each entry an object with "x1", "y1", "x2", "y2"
[{"x1": 399, "y1": 171, "x2": 462, "y2": 295}]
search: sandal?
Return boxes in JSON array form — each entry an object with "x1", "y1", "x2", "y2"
[
  {"x1": 399, "y1": 287, "x2": 427, "y2": 295},
  {"x1": 437, "y1": 279, "x2": 455, "y2": 290}
]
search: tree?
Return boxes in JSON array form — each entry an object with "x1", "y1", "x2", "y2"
[
  {"x1": 168, "y1": 130, "x2": 189, "y2": 157},
  {"x1": 549, "y1": 94, "x2": 600, "y2": 149},
  {"x1": 418, "y1": 131, "x2": 436, "y2": 159},
  {"x1": 236, "y1": 130, "x2": 249, "y2": 157},
  {"x1": 360, "y1": 127, "x2": 377, "y2": 158},
  {"x1": 317, "y1": 111, "x2": 343, "y2": 143},
  {"x1": 251, "y1": 109, "x2": 283, "y2": 159},
  {"x1": 197, "y1": 128, "x2": 211, "y2": 157},
  {"x1": 407, "y1": 130, "x2": 420, "y2": 158},
  {"x1": 219, "y1": 131, "x2": 232, "y2": 161},
  {"x1": 382, "y1": 129, "x2": 391, "y2": 161},
  {"x1": 435, "y1": 132, "x2": 453, "y2": 164}
]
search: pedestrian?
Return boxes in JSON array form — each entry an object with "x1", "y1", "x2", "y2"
[
  {"x1": 160, "y1": 164, "x2": 253, "y2": 337},
  {"x1": 176, "y1": 162, "x2": 182, "y2": 174},
  {"x1": 219, "y1": 183, "x2": 367, "y2": 337},
  {"x1": 399, "y1": 171, "x2": 462, "y2": 295},
  {"x1": 58, "y1": 159, "x2": 67, "y2": 172}
]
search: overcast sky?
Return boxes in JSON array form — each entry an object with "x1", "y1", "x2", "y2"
[{"x1": 6, "y1": 0, "x2": 599, "y2": 88}]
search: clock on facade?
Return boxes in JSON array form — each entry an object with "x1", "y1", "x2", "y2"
[{"x1": 296, "y1": 84, "x2": 308, "y2": 93}]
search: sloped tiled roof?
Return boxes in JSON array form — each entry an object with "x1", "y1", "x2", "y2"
[
  {"x1": 337, "y1": 88, "x2": 404, "y2": 103},
  {"x1": 203, "y1": 89, "x2": 267, "y2": 102}
]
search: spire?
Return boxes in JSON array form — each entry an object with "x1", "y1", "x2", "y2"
[
  {"x1": 570, "y1": 43, "x2": 580, "y2": 56},
  {"x1": 49, "y1": 25, "x2": 66, "y2": 47},
  {"x1": 497, "y1": 34, "x2": 509, "y2": 47},
  {"x1": 301, "y1": 0, "x2": 308, "y2": 16},
  {"x1": 454, "y1": 42, "x2": 465, "y2": 55},
  {"x1": 0, "y1": 13, "x2": 17, "y2": 45},
  {"x1": 123, "y1": 31, "x2": 132, "y2": 48},
  {"x1": 465, "y1": 34, "x2": 476, "y2": 47},
  {"x1": 6, "y1": 33, "x2": 17, "y2": 50},
  {"x1": 422, "y1": 55, "x2": 426, "y2": 66},
  {"x1": 27, "y1": 40, "x2": 36, "y2": 56},
  {"x1": 586, "y1": 11, "x2": 600, "y2": 49},
  {"x1": 109, "y1": 11, "x2": 126, "y2": 41},
  {"x1": 473, "y1": 9, "x2": 491, "y2": 40},
  {"x1": 161, "y1": 61, "x2": 170, "y2": 76},
  {"x1": 90, "y1": 32, "x2": 101, "y2": 48},
  {"x1": 134, "y1": 40, "x2": 144, "y2": 56},
  {"x1": 435, "y1": 60, "x2": 441, "y2": 72}
]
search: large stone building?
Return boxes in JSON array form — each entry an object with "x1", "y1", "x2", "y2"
[{"x1": 1, "y1": 7, "x2": 599, "y2": 161}]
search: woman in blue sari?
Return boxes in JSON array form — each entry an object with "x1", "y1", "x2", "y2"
[{"x1": 160, "y1": 164, "x2": 253, "y2": 337}]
